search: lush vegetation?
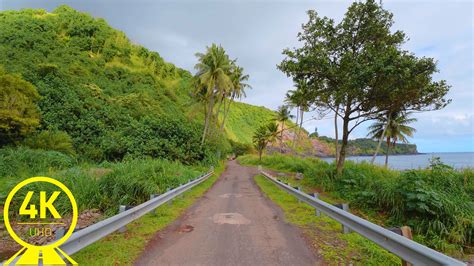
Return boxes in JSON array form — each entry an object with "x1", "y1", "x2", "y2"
[
  {"x1": 224, "y1": 101, "x2": 278, "y2": 144},
  {"x1": 0, "y1": 147, "x2": 207, "y2": 217},
  {"x1": 240, "y1": 154, "x2": 474, "y2": 255},
  {"x1": 0, "y1": 6, "x2": 227, "y2": 164},
  {"x1": 278, "y1": 0, "x2": 450, "y2": 174}
]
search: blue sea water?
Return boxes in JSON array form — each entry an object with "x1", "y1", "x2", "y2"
[{"x1": 321, "y1": 152, "x2": 474, "y2": 170}]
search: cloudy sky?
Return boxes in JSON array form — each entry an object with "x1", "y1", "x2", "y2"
[{"x1": 1, "y1": 0, "x2": 473, "y2": 152}]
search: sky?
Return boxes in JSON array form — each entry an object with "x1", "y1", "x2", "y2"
[{"x1": 1, "y1": 0, "x2": 473, "y2": 152}]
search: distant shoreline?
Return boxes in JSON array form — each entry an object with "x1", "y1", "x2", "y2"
[{"x1": 318, "y1": 151, "x2": 474, "y2": 159}]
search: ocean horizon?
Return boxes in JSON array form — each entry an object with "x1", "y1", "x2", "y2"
[{"x1": 320, "y1": 152, "x2": 474, "y2": 170}]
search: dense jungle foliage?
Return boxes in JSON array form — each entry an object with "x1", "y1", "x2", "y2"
[
  {"x1": 0, "y1": 7, "x2": 252, "y2": 165},
  {"x1": 0, "y1": 6, "x2": 277, "y2": 165},
  {"x1": 239, "y1": 154, "x2": 474, "y2": 255}
]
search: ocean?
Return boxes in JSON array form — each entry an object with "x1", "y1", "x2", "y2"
[{"x1": 320, "y1": 152, "x2": 474, "y2": 170}]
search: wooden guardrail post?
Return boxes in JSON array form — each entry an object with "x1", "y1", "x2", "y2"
[{"x1": 389, "y1": 226, "x2": 413, "y2": 266}]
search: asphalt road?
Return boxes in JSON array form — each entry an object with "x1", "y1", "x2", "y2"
[{"x1": 135, "y1": 160, "x2": 318, "y2": 266}]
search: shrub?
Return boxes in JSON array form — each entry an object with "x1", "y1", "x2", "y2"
[
  {"x1": 0, "y1": 147, "x2": 74, "y2": 179},
  {"x1": 23, "y1": 130, "x2": 75, "y2": 155},
  {"x1": 229, "y1": 140, "x2": 253, "y2": 157}
]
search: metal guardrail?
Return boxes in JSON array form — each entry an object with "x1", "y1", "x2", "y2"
[
  {"x1": 3, "y1": 170, "x2": 213, "y2": 264},
  {"x1": 260, "y1": 170, "x2": 465, "y2": 266}
]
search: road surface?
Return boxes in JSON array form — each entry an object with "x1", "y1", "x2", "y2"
[{"x1": 135, "y1": 160, "x2": 318, "y2": 266}]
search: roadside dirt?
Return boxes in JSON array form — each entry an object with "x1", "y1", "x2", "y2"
[
  {"x1": 134, "y1": 160, "x2": 321, "y2": 265},
  {"x1": 0, "y1": 209, "x2": 102, "y2": 261}
]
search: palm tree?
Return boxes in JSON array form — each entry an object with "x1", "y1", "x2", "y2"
[
  {"x1": 220, "y1": 64, "x2": 251, "y2": 131},
  {"x1": 368, "y1": 111, "x2": 417, "y2": 167},
  {"x1": 285, "y1": 80, "x2": 311, "y2": 148},
  {"x1": 253, "y1": 122, "x2": 280, "y2": 161},
  {"x1": 194, "y1": 44, "x2": 233, "y2": 145},
  {"x1": 275, "y1": 105, "x2": 294, "y2": 153}
]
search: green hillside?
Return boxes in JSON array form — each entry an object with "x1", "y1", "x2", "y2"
[
  {"x1": 224, "y1": 102, "x2": 277, "y2": 144},
  {"x1": 0, "y1": 6, "x2": 275, "y2": 163}
]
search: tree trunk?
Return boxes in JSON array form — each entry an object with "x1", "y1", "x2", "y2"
[
  {"x1": 201, "y1": 94, "x2": 214, "y2": 146},
  {"x1": 292, "y1": 106, "x2": 299, "y2": 149},
  {"x1": 334, "y1": 109, "x2": 339, "y2": 165},
  {"x1": 385, "y1": 137, "x2": 390, "y2": 167},
  {"x1": 215, "y1": 95, "x2": 224, "y2": 129},
  {"x1": 336, "y1": 116, "x2": 350, "y2": 175},
  {"x1": 371, "y1": 114, "x2": 391, "y2": 164},
  {"x1": 220, "y1": 97, "x2": 233, "y2": 131},
  {"x1": 299, "y1": 109, "x2": 304, "y2": 147},
  {"x1": 280, "y1": 122, "x2": 285, "y2": 153}
]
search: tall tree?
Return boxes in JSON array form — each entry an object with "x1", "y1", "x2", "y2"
[
  {"x1": 368, "y1": 111, "x2": 417, "y2": 167},
  {"x1": 285, "y1": 80, "x2": 311, "y2": 148},
  {"x1": 220, "y1": 64, "x2": 251, "y2": 131},
  {"x1": 278, "y1": 0, "x2": 450, "y2": 174},
  {"x1": 194, "y1": 44, "x2": 233, "y2": 145}
]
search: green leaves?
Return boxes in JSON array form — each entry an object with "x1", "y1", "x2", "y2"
[
  {"x1": 0, "y1": 67, "x2": 40, "y2": 145},
  {"x1": 279, "y1": 0, "x2": 450, "y2": 173}
]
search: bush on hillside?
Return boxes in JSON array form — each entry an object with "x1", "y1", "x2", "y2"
[
  {"x1": 23, "y1": 130, "x2": 75, "y2": 155},
  {"x1": 229, "y1": 140, "x2": 254, "y2": 157}
]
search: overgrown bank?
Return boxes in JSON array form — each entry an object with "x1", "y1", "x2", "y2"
[
  {"x1": 239, "y1": 154, "x2": 474, "y2": 257},
  {"x1": 0, "y1": 147, "x2": 216, "y2": 260}
]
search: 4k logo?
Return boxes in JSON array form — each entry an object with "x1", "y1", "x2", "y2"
[
  {"x1": 20, "y1": 191, "x2": 62, "y2": 219},
  {"x1": 3, "y1": 177, "x2": 78, "y2": 265}
]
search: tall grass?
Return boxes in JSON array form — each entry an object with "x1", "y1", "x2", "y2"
[
  {"x1": 239, "y1": 154, "x2": 474, "y2": 253},
  {"x1": 0, "y1": 147, "x2": 205, "y2": 217}
]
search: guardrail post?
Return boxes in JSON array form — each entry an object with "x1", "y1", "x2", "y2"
[
  {"x1": 55, "y1": 227, "x2": 65, "y2": 241},
  {"x1": 150, "y1": 194, "x2": 157, "y2": 214},
  {"x1": 310, "y1": 193, "x2": 321, "y2": 217},
  {"x1": 297, "y1": 187, "x2": 302, "y2": 203},
  {"x1": 333, "y1": 203, "x2": 351, "y2": 234},
  {"x1": 167, "y1": 188, "x2": 173, "y2": 206},
  {"x1": 119, "y1": 205, "x2": 127, "y2": 233},
  {"x1": 389, "y1": 226, "x2": 413, "y2": 266},
  {"x1": 341, "y1": 203, "x2": 350, "y2": 234},
  {"x1": 179, "y1": 184, "x2": 184, "y2": 198}
]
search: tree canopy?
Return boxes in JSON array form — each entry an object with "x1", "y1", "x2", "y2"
[{"x1": 278, "y1": 0, "x2": 450, "y2": 174}]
